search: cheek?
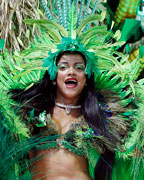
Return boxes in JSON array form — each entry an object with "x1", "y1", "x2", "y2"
[
  {"x1": 79, "y1": 74, "x2": 86, "y2": 88},
  {"x1": 56, "y1": 71, "x2": 65, "y2": 84},
  {"x1": 81, "y1": 73, "x2": 86, "y2": 82}
]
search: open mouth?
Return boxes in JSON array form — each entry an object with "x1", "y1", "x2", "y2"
[{"x1": 65, "y1": 78, "x2": 78, "y2": 88}]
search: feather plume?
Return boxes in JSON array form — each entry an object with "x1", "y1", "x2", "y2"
[
  {"x1": 40, "y1": 24, "x2": 62, "y2": 42},
  {"x1": 83, "y1": 0, "x2": 91, "y2": 18},
  {"x1": 77, "y1": 14, "x2": 103, "y2": 35},
  {"x1": 74, "y1": 0, "x2": 78, "y2": 18},
  {"x1": 62, "y1": 0, "x2": 68, "y2": 30},
  {"x1": 56, "y1": 0, "x2": 64, "y2": 27},
  {"x1": 41, "y1": 0, "x2": 53, "y2": 20},
  {"x1": 77, "y1": 0, "x2": 85, "y2": 26},
  {"x1": 84, "y1": 0, "x2": 98, "y2": 30},
  {"x1": 91, "y1": 0, "x2": 98, "y2": 15},
  {"x1": 23, "y1": 19, "x2": 68, "y2": 37},
  {"x1": 67, "y1": 0, "x2": 72, "y2": 12},
  {"x1": 0, "y1": 48, "x2": 45, "y2": 90},
  {"x1": 79, "y1": 27, "x2": 110, "y2": 44},
  {"x1": 68, "y1": 3, "x2": 77, "y2": 39}
]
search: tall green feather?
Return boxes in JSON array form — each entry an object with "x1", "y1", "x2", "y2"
[
  {"x1": 77, "y1": 0, "x2": 85, "y2": 26},
  {"x1": 68, "y1": 3, "x2": 77, "y2": 38},
  {"x1": 67, "y1": 0, "x2": 72, "y2": 12},
  {"x1": 84, "y1": 0, "x2": 98, "y2": 30},
  {"x1": 83, "y1": 0, "x2": 91, "y2": 18},
  {"x1": 74, "y1": 0, "x2": 78, "y2": 18},
  {"x1": 91, "y1": 0, "x2": 98, "y2": 15},
  {"x1": 63, "y1": 0, "x2": 68, "y2": 30},
  {"x1": 41, "y1": 0, "x2": 53, "y2": 20},
  {"x1": 24, "y1": 19, "x2": 68, "y2": 37},
  {"x1": 56, "y1": 0, "x2": 64, "y2": 27},
  {"x1": 77, "y1": 13, "x2": 103, "y2": 35}
]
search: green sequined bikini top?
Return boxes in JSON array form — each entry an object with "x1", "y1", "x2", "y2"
[
  {"x1": 29, "y1": 111, "x2": 103, "y2": 158},
  {"x1": 28, "y1": 111, "x2": 103, "y2": 179}
]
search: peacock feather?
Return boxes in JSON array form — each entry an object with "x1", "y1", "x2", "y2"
[
  {"x1": 77, "y1": 0, "x2": 85, "y2": 26},
  {"x1": 62, "y1": 0, "x2": 68, "y2": 30},
  {"x1": 41, "y1": 0, "x2": 53, "y2": 20},
  {"x1": 91, "y1": 0, "x2": 98, "y2": 15},
  {"x1": 67, "y1": 0, "x2": 72, "y2": 12},
  {"x1": 83, "y1": 0, "x2": 91, "y2": 18},
  {"x1": 84, "y1": 0, "x2": 98, "y2": 30},
  {"x1": 56, "y1": 0, "x2": 64, "y2": 27}
]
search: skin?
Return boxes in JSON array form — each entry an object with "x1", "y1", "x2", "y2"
[
  {"x1": 56, "y1": 53, "x2": 86, "y2": 105},
  {"x1": 29, "y1": 54, "x2": 92, "y2": 180}
]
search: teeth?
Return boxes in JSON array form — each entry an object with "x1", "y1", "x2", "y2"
[{"x1": 65, "y1": 80, "x2": 77, "y2": 84}]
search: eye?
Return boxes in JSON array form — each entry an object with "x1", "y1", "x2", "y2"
[
  {"x1": 74, "y1": 64, "x2": 85, "y2": 71},
  {"x1": 58, "y1": 63, "x2": 68, "y2": 70}
]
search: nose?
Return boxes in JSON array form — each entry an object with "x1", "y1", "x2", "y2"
[{"x1": 68, "y1": 66, "x2": 75, "y2": 75}]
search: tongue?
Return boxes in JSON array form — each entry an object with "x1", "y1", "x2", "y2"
[{"x1": 65, "y1": 82, "x2": 77, "y2": 88}]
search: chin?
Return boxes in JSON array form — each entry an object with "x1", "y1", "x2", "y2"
[
  {"x1": 64, "y1": 93, "x2": 80, "y2": 100},
  {"x1": 57, "y1": 87, "x2": 83, "y2": 103}
]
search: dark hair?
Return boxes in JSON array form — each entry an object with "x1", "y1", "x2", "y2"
[{"x1": 10, "y1": 52, "x2": 115, "y2": 180}]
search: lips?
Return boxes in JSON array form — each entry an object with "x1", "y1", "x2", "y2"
[{"x1": 64, "y1": 78, "x2": 78, "y2": 88}]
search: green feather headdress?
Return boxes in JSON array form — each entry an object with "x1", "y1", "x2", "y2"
[
  {"x1": 38, "y1": 2, "x2": 104, "y2": 80},
  {"x1": 19, "y1": 1, "x2": 124, "y2": 81},
  {"x1": 42, "y1": 37, "x2": 97, "y2": 80}
]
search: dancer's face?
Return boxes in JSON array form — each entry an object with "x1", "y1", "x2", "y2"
[{"x1": 56, "y1": 53, "x2": 86, "y2": 103}]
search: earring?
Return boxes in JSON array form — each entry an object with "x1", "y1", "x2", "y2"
[{"x1": 52, "y1": 81, "x2": 56, "y2": 85}]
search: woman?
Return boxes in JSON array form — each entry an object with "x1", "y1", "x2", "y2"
[
  {"x1": 11, "y1": 51, "x2": 115, "y2": 180},
  {"x1": 1, "y1": 1, "x2": 143, "y2": 180}
]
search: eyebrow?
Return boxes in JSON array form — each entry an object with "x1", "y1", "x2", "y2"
[{"x1": 58, "y1": 62, "x2": 85, "y2": 65}]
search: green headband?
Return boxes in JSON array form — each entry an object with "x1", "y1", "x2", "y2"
[{"x1": 42, "y1": 37, "x2": 98, "y2": 80}]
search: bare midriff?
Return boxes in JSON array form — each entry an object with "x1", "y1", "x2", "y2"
[{"x1": 30, "y1": 148, "x2": 92, "y2": 180}]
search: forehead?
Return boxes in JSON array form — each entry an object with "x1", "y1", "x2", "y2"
[{"x1": 57, "y1": 53, "x2": 85, "y2": 64}]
